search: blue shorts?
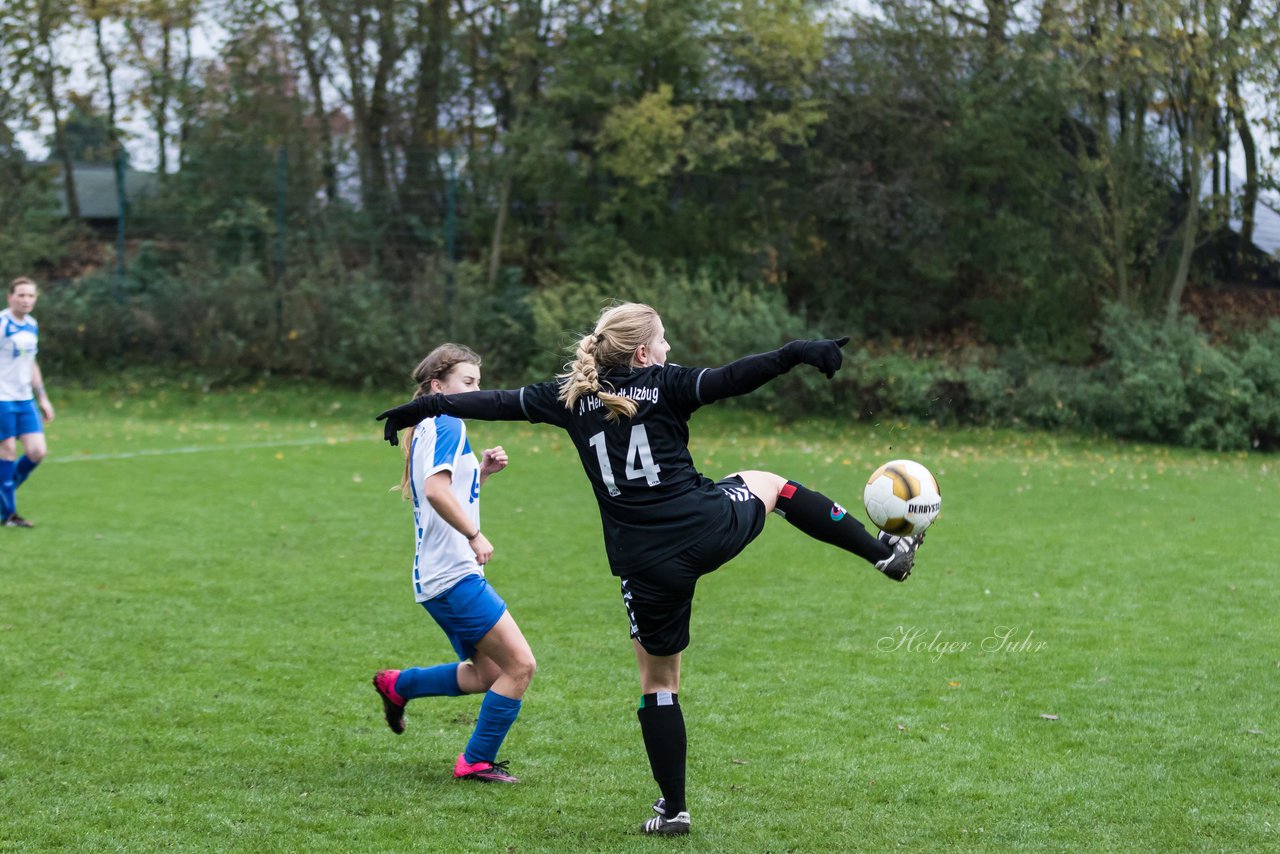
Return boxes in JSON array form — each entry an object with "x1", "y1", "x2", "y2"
[
  {"x1": 0, "y1": 400, "x2": 42, "y2": 441},
  {"x1": 422, "y1": 574, "x2": 508, "y2": 661}
]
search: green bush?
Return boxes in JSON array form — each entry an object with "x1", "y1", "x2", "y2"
[
  {"x1": 1087, "y1": 303, "x2": 1260, "y2": 450},
  {"x1": 35, "y1": 253, "x2": 1280, "y2": 454},
  {"x1": 831, "y1": 347, "x2": 1091, "y2": 434},
  {"x1": 43, "y1": 255, "x2": 282, "y2": 381},
  {"x1": 41, "y1": 253, "x2": 539, "y2": 388},
  {"x1": 1237, "y1": 321, "x2": 1280, "y2": 451},
  {"x1": 813, "y1": 303, "x2": 1280, "y2": 454}
]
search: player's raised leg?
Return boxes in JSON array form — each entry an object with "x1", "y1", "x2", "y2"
[
  {"x1": 730, "y1": 470, "x2": 919, "y2": 580},
  {"x1": 372, "y1": 659, "x2": 466, "y2": 735}
]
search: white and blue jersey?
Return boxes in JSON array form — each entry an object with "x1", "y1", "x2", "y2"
[
  {"x1": 0, "y1": 309, "x2": 39, "y2": 402},
  {"x1": 409, "y1": 414, "x2": 483, "y2": 602}
]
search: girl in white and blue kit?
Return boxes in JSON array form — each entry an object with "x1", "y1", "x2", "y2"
[
  {"x1": 0, "y1": 277, "x2": 55, "y2": 528},
  {"x1": 371, "y1": 343, "x2": 535, "y2": 784}
]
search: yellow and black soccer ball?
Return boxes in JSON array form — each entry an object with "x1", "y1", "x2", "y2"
[{"x1": 863, "y1": 459, "x2": 941, "y2": 536}]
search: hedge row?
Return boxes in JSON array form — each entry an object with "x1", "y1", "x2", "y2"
[
  {"x1": 826, "y1": 305, "x2": 1280, "y2": 452},
  {"x1": 38, "y1": 257, "x2": 1280, "y2": 451}
]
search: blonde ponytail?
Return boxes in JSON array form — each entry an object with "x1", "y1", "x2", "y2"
[
  {"x1": 559, "y1": 333, "x2": 638, "y2": 423},
  {"x1": 557, "y1": 302, "x2": 660, "y2": 422}
]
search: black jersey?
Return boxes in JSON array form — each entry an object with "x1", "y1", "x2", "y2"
[
  {"x1": 410, "y1": 342, "x2": 828, "y2": 575},
  {"x1": 516, "y1": 364, "x2": 730, "y2": 576}
]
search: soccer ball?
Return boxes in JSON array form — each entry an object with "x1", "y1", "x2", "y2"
[{"x1": 863, "y1": 459, "x2": 941, "y2": 536}]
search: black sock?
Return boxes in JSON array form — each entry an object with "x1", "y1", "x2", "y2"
[
  {"x1": 637, "y1": 692, "x2": 686, "y2": 816},
  {"x1": 775, "y1": 480, "x2": 891, "y2": 563}
]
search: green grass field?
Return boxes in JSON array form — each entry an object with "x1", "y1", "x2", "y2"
[{"x1": 2, "y1": 379, "x2": 1277, "y2": 852}]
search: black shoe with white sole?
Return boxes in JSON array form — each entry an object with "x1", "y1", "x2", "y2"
[{"x1": 875, "y1": 530, "x2": 924, "y2": 581}]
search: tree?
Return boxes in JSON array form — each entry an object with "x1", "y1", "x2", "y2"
[
  {"x1": 55, "y1": 94, "x2": 116, "y2": 163},
  {"x1": 5, "y1": 0, "x2": 83, "y2": 218}
]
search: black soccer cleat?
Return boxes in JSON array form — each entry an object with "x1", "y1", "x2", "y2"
[
  {"x1": 641, "y1": 810, "x2": 691, "y2": 835},
  {"x1": 3, "y1": 513, "x2": 33, "y2": 528},
  {"x1": 875, "y1": 531, "x2": 924, "y2": 582}
]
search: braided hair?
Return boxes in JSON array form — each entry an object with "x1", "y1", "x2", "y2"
[{"x1": 557, "y1": 303, "x2": 660, "y2": 423}]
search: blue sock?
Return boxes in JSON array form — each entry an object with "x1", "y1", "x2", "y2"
[
  {"x1": 463, "y1": 690, "x2": 522, "y2": 764},
  {"x1": 395, "y1": 663, "x2": 463, "y2": 700},
  {"x1": 14, "y1": 455, "x2": 38, "y2": 488},
  {"x1": 0, "y1": 459, "x2": 15, "y2": 518}
]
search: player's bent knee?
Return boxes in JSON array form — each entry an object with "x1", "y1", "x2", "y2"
[
  {"x1": 510, "y1": 654, "x2": 537, "y2": 686},
  {"x1": 731, "y1": 470, "x2": 786, "y2": 494}
]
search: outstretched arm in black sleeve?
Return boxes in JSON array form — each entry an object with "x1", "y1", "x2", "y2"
[
  {"x1": 377, "y1": 388, "x2": 526, "y2": 445},
  {"x1": 698, "y1": 337, "x2": 849, "y2": 404}
]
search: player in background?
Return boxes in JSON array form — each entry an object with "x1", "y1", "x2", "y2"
[
  {"x1": 372, "y1": 343, "x2": 535, "y2": 784},
  {"x1": 1, "y1": 277, "x2": 55, "y2": 528},
  {"x1": 376, "y1": 303, "x2": 923, "y2": 833}
]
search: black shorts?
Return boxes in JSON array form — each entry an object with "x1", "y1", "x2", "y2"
[{"x1": 621, "y1": 476, "x2": 768, "y2": 656}]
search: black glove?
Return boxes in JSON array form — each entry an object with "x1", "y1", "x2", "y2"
[
  {"x1": 792, "y1": 336, "x2": 849, "y2": 379},
  {"x1": 376, "y1": 395, "x2": 443, "y2": 446}
]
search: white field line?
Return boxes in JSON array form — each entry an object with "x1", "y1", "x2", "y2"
[{"x1": 48, "y1": 434, "x2": 378, "y2": 463}]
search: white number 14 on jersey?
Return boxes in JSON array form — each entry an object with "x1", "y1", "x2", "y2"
[{"x1": 588, "y1": 425, "x2": 662, "y2": 496}]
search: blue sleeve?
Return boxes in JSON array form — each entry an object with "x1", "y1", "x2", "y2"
[{"x1": 433, "y1": 415, "x2": 465, "y2": 468}]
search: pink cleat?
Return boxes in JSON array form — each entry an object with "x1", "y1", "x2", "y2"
[
  {"x1": 372, "y1": 670, "x2": 406, "y2": 734},
  {"x1": 453, "y1": 753, "x2": 519, "y2": 783}
]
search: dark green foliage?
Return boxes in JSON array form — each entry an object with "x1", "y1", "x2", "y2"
[
  {"x1": 0, "y1": 146, "x2": 73, "y2": 273},
  {"x1": 804, "y1": 14, "x2": 1109, "y2": 354},
  {"x1": 1237, "y1": 322, "x2": 1280, "y2": 450},
  {"x1": 819, "y1": 305, "x2": 1280, "y2": 452},
  {"x1": 41, "y1": 256, "x2": 499, "y2": 387},
  {"x1": 39, "y1": 256, "x2": 279, "y2": 379},
  {"x1": 1088, "y1": 304, "x2": 1259, "y2": 450},
  {"x1": 40, "y1": 257, "x2": 1280, "y2": 453}
]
